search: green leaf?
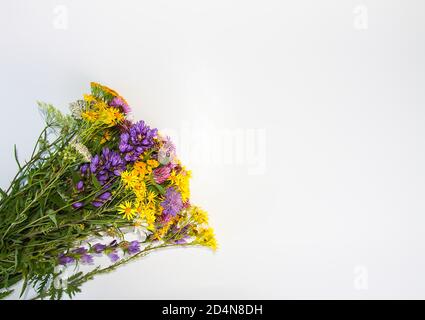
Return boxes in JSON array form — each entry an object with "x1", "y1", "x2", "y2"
[
  {"x1": 47, "y1": 210, "x2": 58, "y2": 227},
  {"x1": 150, "y1": 178, "x2": 166, "y2": 195},
  {"x1": 49, "y1": 192, "x2": 67, "y2": 208},
  {"x1": 0, "y1": 290, "x2": 14, "y2": 300},
  {"x1": 91, "y1": 174, "x2": 101, "y2": 190},
  {"x1": 0, "y1": 187, "x2": 6, "y2": 200},
  {"x1": 14, "y1": 144, "x2": 22, "y2": 170}
]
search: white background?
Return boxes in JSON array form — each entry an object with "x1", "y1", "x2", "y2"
[{"x1": 1, "y1": 0, "x2": 425, "y2": 299}]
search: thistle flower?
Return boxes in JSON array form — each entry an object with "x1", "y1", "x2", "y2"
[{"x1": 161, "y1": 187, "x2": 183, "y2": 217}]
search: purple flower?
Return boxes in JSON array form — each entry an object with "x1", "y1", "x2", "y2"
[
  {"x1": 161, "y1": 187, "x2": 183, "y2": 216},
  {"x1": 119, "y1": 121, "x2": 157, "y2": 163},
  {"x1": 72, "y1": 202, "x2": 84, "y2": 209},
  {"x1": 92, "y1": 243, "x2": 107, "y2": 254},
  {"x1": 92, "y1": 201, "x2": 104, "y2": 208},
  {"x1": 90, "y1": 148, "x2": 126, "y2": 186},
  {"x1": 76, "y1": 181, "x2": 84, "y2": 191},
  {"x1": 174, "y1": 238, "x2": 188, "y2": 245},
  {"x1": 98, "y1": 192, "x2": 112, "y2": 201},
  {"x1": 58, "y1": 254, "x2": 75, "y2": 265},
  {"x1": 158, "y1": 136, "x2": 176, "y2": 165},
  {"x1": 91, "y1": 191, "x2": 112, "y2": 208},
  {"x1": 80, "y1": 254, "x2": 94, "y2": 264},
  {"x1": 72, "y1": 247, "x2": 87, "y2": 255},
  {"x1": 153, "y1": 166, "x2": 171, "y2": 184},
  {"x1": 109, "y1": 97, "x2": 131, "y2": 114},
  {"x1": 128, "y1": 241, "x2": 140, "y2": 255},
  {"x1": 108, "y1": 251, "x2": 120, "y2": 262},
  {"x1": 80, "y1": 164, "x2": 89, "y2": 176}
]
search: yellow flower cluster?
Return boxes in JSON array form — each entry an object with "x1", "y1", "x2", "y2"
[
  {"x1": 119, "y1": 159, "x2": 162, "y2": 231},
  {"x1": 81, "y1": 94, "x2": 124, "y2": 126},
  {"x1": 90, "y1": 82, "x2": 129, "y2": 106},
  {"x1": 195, "y1": 227, "x2": 217, "y2": 251},
  {"x1": 190, "y1": 206, "x2": 209, "y2": 224},
  {"x1": 153, "y1": 217, "x2": 175, "y2": 240},
  {"x1": 168, "y1": 167, "x2": 191, "y2": 202}
]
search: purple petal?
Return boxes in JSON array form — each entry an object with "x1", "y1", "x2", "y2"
[
  {"x1": 76, "y1": 180, "x2": 84, "y2": 191},
  {"x1": 72, "y1": 202, "x2": 84, "y2": 209},
  {"x1": 92, "y1": 201, "x2": 104, "y2": 208},
  {"x1": 98, "y1": 192, "x2": 112, "y2": 201},
  {"x1": 92, "y1": 243, "x2": 107, "y2": 253},
  {"x1": 108, "y1": 252, "x2": 120, "y2": 262},
  {"x1": 81, "y1": 254, "x2": 94, "y2": 264}
]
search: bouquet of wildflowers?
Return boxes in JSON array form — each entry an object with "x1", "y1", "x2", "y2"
[{"x1": 0, "y1": 83, "x2": 216, "y2": 300}]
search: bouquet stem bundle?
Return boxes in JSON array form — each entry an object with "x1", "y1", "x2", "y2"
[{"x1": 0, "y1": 83, "x2": 216, "y2": 299}]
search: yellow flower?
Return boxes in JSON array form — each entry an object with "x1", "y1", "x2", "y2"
[
  {"x1": 100, "y1": 130, "x2": 111, "y2": 144},
  {"x1": 118, "y1": 201, "x2": 136, "y2": 220},
  {"x1": 168, "y1": 169, "x2": 191, "y2": 202},
  {"x1": 147, "y1": 159, "x2": 159, "y2": 170},
  {"x1": 90, "y1": 82, "x2": 130, "y2": 106},
  {"x1": 81, "y1": 111, "x2": 98, "y2": 122},
  {"x1": 153, "y1": 220, "x2": 173, "y2": 240},
  {"x1": 133, "y1": 161, "x2": 148, "y2": 176},
  {"x1": 100, "y1": 107, "x2": 124, "y2": 126},
  {"x1": 83, "y1": 94, "x2": 97, "y2": 103},
  {"x1": 196, "y1": 227, "x2": 217, "y2": 251},
  {"x1": 146, "y1": 190, "x2": 157, "y2": 205},
  {"x1": 191, "y1": 206, "x2": 209, "y2": 224},
  {"x1": 135, "y1": 202, "x2": 157, "y2": 231},
  {"x1": 133, "y1": 181, "x2": 147, "y2": 200},
  {"x1": 121, "y1": 170, "x2": 138, "y2": 189}
]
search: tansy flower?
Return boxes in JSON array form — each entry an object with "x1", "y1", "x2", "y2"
[
  {"x1": 147, "y1": 159, "x2": 159, "y2": 170},
  {"x1": 196, "y1": 227, "x2": 217, "y2": 251},
  {"x1": 146, "y1": 190, "x2": 157, "y2": 205},
  {"x1": 191, "y1": 206, "x2": 209, "y2": 224},
  {"x1": 168, "y1": 169, "x2": 191, "y2": 202},
  {"x1": 100, "y1": 130, "x2": 111, "y2": 144},
  {"x1": 83, "y1": 94, "x2": 97, "y2": 103},
  {"x1": 100, "y1": 107, "x2": 124, "y2": 126},
  {"x1": 121, "y1": 170, "x2": 138, "y2": 189},
  {"x1": 133, "y1": 182, "x2": 147, "y2": 200},
  {"x1": 118, "y1": 201, "x2": 136, "y2": 220},
  {"x1": 133, "y1": 161, "x2": 148, "y2": 176},
  {"x1": 82, "y1": 110, "x2": 98, "y2": 122}
]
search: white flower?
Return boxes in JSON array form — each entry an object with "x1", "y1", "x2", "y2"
[
  {"x1": 69, "y1": 100, "x2": 85, "y2": 120},
  {"x1": 71, "y1": 141, "x2": 92, "y2": 162}
]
